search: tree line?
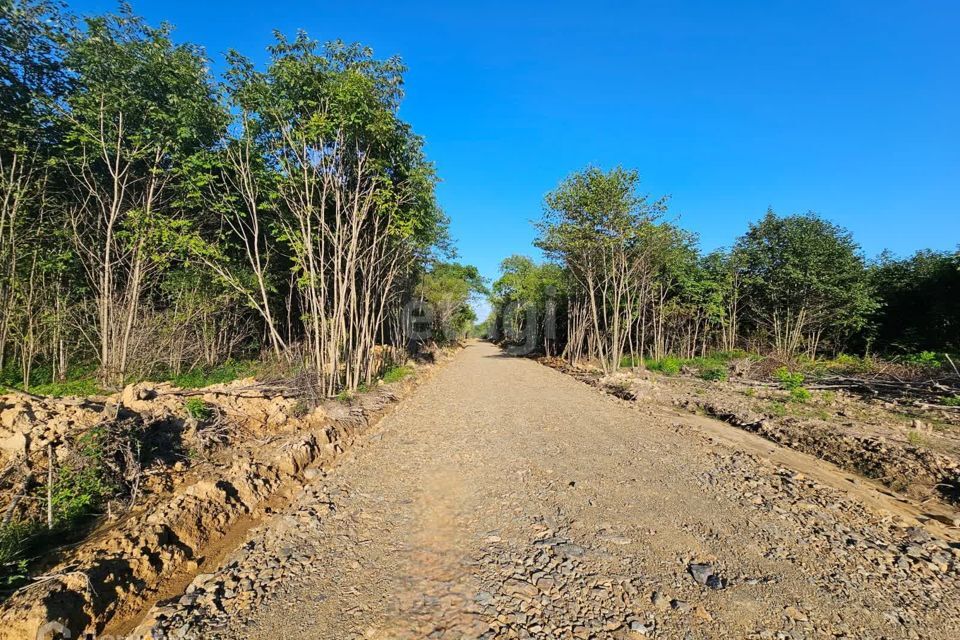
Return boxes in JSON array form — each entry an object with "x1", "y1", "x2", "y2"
[
  {"x1": 0, "y1": 0, "x2": 479, "y2": 394},
  {"x1": 489, "y1": 166, "x2": 958, "y2": 372}
]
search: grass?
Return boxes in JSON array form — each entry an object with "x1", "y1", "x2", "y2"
[
  {"x1": 907, "y1": 430, "x2": 926, "y2": 447},
  {"x1": 768, "y1": 401, "x2": 788, "y2": 417},
  {"x1": 943, "y1": 395, "x2": 960, "y2": 407},
  {"x1": 624, "y1": 350, "x2": 751, "y2": 380},
  {"x1": 0, "y1": 363, "x2": 103, "y2": 397},
  {"x1": 164, "y1": 359, "x2": 259, "y2": 389},
  {"x1": 381, "y1": 365, "x2": 413, "y2": 384}
]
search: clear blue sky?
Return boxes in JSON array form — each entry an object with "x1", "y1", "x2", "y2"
[{"x1": 70, "y1": 0, "x2": 959, "y2": 292}]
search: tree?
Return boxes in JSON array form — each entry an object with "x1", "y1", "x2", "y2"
[
  {"x1": 733, "y1": 209, "x2": 876, "y2": 357},
  {"x1": 417, "y1": 262, "x2": 486, "y2": 342},
  {"x1": 490, "y1": 255, "x2": 567, "y2": 355},
  {"x1": 536, "y1": 166, "x2": 670, "y2": 371},
  {"x1": 57, "y1": 6, "x2": 225, "y2": 384},
  {"x1": 869, "y1": 249, "x2": 960, "y2": 354}
]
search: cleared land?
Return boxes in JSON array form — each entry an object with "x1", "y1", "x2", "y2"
[{"x1": 138, "y1": 341, "x2": 960, "y2": 639}]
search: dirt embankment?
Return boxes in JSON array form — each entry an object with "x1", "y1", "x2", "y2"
[
  {"x1": 540, "y1": 357, "x2": 960, "y2": 514},
  {"x1": 0, "y1": 348, "x2": 456, "y2": 640}
]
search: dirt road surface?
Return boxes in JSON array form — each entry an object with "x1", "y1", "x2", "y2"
[{"x1": 145, "y1": 341, "x2": 960, "y2": 639}]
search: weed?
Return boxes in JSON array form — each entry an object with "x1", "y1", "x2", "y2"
[
  {"x1": 290, "y1": 399, "x2": 311, "y2": 417},
  {"x1": 744, "y1": 387, "x2": 756, "y2": 398},
  {"x1": 699, "y1": 366, "x2": 728, "y2": 382},
  {"x1": 647, "y1": 357, "x2": 682, "y2": 376},
  {"x1": 0, "y1": 521, "x2": 39, "y2": 589},
  {"x1": 900, "y1": 351, "x2": 944, "y2": 368},
  {"x1": 907, "y1": 430, "x2": 926, "y2": 447},
  {"x1": 776, "y1": 367, "x2": 810, "y2": 403},
  {"x1": 184, "y1": 398, "x2": 212, "y2": 421},
  {"x1": 943, "y1": 396, "x2": 960, "y2": 407},
  {"x1": 769, "y1": 401, "x2": 788, "y2": 417},
  {"x1": 382, "y1": 365, "x2": 413, "y2": 384},
  {"x1": 167, "y1": 359, "x2": 259, "y2": 389}
]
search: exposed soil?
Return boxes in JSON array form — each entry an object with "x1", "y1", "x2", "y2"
[
  {"x1": 559, "y1": 361, "x2": 960, "y2": 509},
  {"x1": 131, "y1": 342, "x2": 960, "y2": 639},
  {"x1": 0, "y1": 348, "x2": 455, "y2": 640}
]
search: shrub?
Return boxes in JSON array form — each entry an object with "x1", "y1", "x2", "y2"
[
  {"x1": 943, "y1": 395, "x2": 960, "y2": 407},
  {"x1": 775, "y1": 367, "x2": 805, "y2": 390},
  {"x1": 699, "y1": 366, "x2": 728, "y2": 382},
  {"x1": 48, "y1": 465, "x2": 113, "y2": 527},
  {"x1": 900, "y1": 351, "x2": 944, "y2": 368},
  {"x1": 184, "y1": 398, "x2": 212, "y2": 421},
  {"x1": 290, "y1": 400, "x2": 310, "y2": 417},
  {"x1": 789, "y1": 386, "x2": 812, "y2": 403}
]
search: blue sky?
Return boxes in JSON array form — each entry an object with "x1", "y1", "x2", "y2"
[{"x1": 70, "y1": 0, "x2": 959, "y2": 295}]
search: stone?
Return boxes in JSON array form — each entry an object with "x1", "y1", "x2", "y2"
[{"x1": 688, "y1": 563, "x2": 713, "y2": 586}]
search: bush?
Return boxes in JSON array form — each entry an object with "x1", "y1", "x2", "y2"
[
  {"x1": 699, "y1": 366, "x2": 728, "y2": 382},
  {"x1": 775, "y1": 367, "x2": 805, "y2": 390},
  {"x1": 900, "y1": 351, "x2": 944, "y2": 368},
  {"x1": 184, "y1": 398, "x2": 212, "y2": 421},
  {"x1": 943, "y1": 395, "x2": 960, "y2": 407},
  {"x1": 775, "y1": 367, "x2": 810, "y2": 403}
]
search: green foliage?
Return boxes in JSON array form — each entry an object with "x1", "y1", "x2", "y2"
[
  {"x1": 870, "y1": 249, "x2": 960, "y2": 354},
  {"x1": 416, "y1": 263, "x2": 486, "y2": 342},
  {"x1": 646, "y1": 357, "x2": 682, "y2": 376},
  {"x1": 166, "y1": 360, "x2": 258, "y2": 389},
  {"x1": 0, "y1": 521, "x2": 38, "y2": 589},
  {"x1": 381, "y1": 365, "x2": 412, "y2": 384},
  {"x1": 699, "y1": 366, "x2": 728, "y2": 382},
  {"x1": 733, "y1": 209, "x2": 876, "y2": 356},
  {"x1": 943, "y1": 396, "x2": 960, "y2": 407},
  {"x1": 29, "y1": 378, "x2": 103, "y2": 397},
  {"x1": 768, "y1": 401, "x2": 788, "y2": 417},
  {"x1": 47, "y1": 464, "x2": 112, "y2": 527},
  {"x1": 899, "y1": 351, "x2": 945, "y2": 368},
  {"x1": 775, "y1": 367, "x2": 805, "y2": 391},
  {"x1": 907, "y1": 430, "x2": 925, "y2": 447},
  {"x1": 184, "y1": 398, "x2": 212, "y2": 421},
  {"x1": 775, "y1": 367, "x2": 810, "y2": 403}
]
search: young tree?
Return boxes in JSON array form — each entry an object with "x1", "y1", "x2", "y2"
[
  {"x1": 58, "y1": 7, "x2": 225, "y2": 384},
  {"x1": 733, "y1": 209, "x2": 876, "y2": 357},
  {"x1": 535, "y1": 166, "x2": 669, "y2": 371},
  {"x1": 417, "y1": 262, "x2": 486, "y2": 342}
]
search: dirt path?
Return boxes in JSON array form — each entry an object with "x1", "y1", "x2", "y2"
[{"x1": 143, "y1": 342, "x2": 960, "y2": 639}]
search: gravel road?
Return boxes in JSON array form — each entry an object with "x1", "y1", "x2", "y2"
[{"x1": 147, "y1": 341, "x2": 960, "y2": 639}]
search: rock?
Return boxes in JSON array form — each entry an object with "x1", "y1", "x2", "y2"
[
  {"x1": 628, "y1": 620, "x2": 649, "y2": 634},
  {"x1": 555, "y1": 543, "x2": 585, "y2": 557},
  {"x1": 784, "y1": 605, "x2": 808, "y2": 622},
  {"x1": 688, "y1": 563, "x2": 713, "y2": 586}
]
